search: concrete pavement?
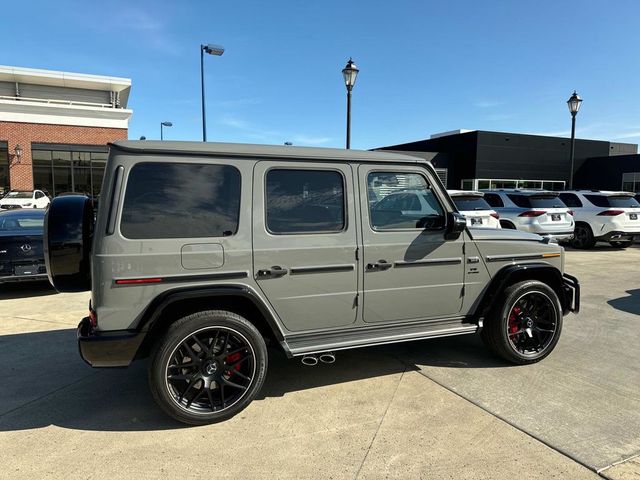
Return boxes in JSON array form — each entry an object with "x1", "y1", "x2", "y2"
[{"x1": 0, "y1": 247, "x2": 638, "y2": 479}]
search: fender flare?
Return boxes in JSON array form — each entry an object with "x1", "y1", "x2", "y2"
[
  {"x1": 131, "y1": 284, "x2": 285, "y2": 343},
  {"x1": 472, "y1": 263, "x2": 566, "y2": 321}
]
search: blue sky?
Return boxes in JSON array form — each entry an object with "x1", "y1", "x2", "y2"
[{"x1": 2, "y1": 0, "x2": 640, "y2": 149}]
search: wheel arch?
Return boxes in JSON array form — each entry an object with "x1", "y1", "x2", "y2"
[
  {"x1": 473, "y1": 263, "x2": 565, "y2": 322},
  {"x1": 132, "y1": 284, "x2": 286, "y2": 360}
]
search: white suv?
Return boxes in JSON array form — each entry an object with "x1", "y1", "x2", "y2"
[
  {"x1": 0, "y1": 190, "x2": 50, "y2": 210},
  {"x1": 558, "y1": 190, "x2": 640, "y2": 248},
  {"x1": 448, "y1": 190, "x2": 501, "y2": 228},
  {"x1": 482, "y1": 189, "x2": 574, "y2": 241}
]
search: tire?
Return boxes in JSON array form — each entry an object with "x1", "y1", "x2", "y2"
[
  {"x1": 43, "y1": 195, "x2": 94, "y2": 292},
  {"x1": 571, "y1": 223, "x2": 596, "y2": 249},
  {"x1": 609, "y1": 240, "x2": 632, "y2": 248},
  {"x1": 481, "y1": 280, "x2": 563, "y2": 365},
  {"x1": 149, "y1": 310, "x2": 268, "y2": 425}
]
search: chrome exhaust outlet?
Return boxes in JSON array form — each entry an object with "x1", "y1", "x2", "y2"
[
  {"x1": 611, "y1": 234, "x2": 622, "y2": 240},
  {"x1": 319, "y1": 352, "x2": 335, "y2": 364},
  {"x1": 301, "y1": 355, "x2": 318, "y2": 366}
]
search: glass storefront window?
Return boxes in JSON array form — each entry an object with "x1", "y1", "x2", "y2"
[
  {"x1": 0, "y1": 143, "x2": 8, "y2": 196},
  {"x1": 463, "y1": 178, "x2": 566, "y2": 191},
  {"x1": 32, "y1": 146, "x2": 108, "y2": 197}
]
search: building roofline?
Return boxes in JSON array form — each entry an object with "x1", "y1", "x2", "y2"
[{"x1": 0, "y1": 65, "x2": 131, "y2": 92}]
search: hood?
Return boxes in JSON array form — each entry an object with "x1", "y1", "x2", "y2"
[{"x1": 467, "y1": 228, "x2": 544, "y2": 242}]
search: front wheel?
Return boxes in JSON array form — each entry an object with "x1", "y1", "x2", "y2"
[
  {"x1": 149, "y1": 310, "x2": 268, "y2": 425},
  {"x1": 481, "y1": 280, "x2": 563, "y2": 364}
]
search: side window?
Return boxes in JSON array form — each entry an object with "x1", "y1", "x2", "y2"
[
  {"x1": 559, "y1": 193, "x2": 582, "y2": 208},
  {"x1": 265, "y1": 169, "x2": 345, "y2": 234},
  {"x1": 121, "y1": 163, "x2": 241, "y2": 239},
  {"x1": 483, "y1": 193, "x2": 504, "y2": 208},
  {"x1": 368, "y1": 172, "x2": 444, "y2": 230},
  {"x1": 35, "y1": 191, "x2": 44, "y2": 199}
]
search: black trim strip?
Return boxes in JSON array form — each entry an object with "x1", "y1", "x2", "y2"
[
  {"x1": 290, "y1": 264, "x2": 355, "y2": 275},
  {"x1": 394, "y1": 257, "x2": 462, "y2": 268},
  {"x1": 31, "y1": 143, "x2": 109, "y2": 153},
  {"x1": 106, "y1": 166, "x2": 124, "y2": 235},
  {"x1": 113, "y1": 271, "x2": 248, "y2": 287}
]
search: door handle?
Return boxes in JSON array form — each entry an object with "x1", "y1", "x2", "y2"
[
  {"x1": 257, "y1": 266, "x2": 289, "y2": 278},
  {"x1": 366, "y1": 260, "x2": 392, "y2": 271}
]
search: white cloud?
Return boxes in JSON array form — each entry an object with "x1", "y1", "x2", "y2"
[{"x1": 291, "y1": 135, "x2": 332, "y2": 146}]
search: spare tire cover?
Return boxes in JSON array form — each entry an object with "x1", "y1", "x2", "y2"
[{"x1": 44, "y1": 195, "x2": 93, "y2": 292}]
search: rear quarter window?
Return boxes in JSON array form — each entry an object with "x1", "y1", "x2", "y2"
[
  {"x1": 483, "y1": 193, "x2": 504, "y2": 208},
  {"x1": 120, "y1": 162, "x2": 241, "y2": 239}
]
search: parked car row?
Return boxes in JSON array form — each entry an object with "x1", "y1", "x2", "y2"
[{"x1": 448, "y1": 188, "x2": 640, "y2": 249}]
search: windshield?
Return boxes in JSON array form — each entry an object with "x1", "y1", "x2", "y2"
[
  {"x1": 5, "y1": 192, "x2": 32, "y2": 199},
  {"x1": 0, "y1": 215, "x2": 44, "y2": 231},
  {"x1": 507, "y1": 194, "x2": 566, "y2": 208},
  {"x1": 585, "y1": 195, "x2": 640, "y2": 208},
  {"x1": 452, "y1": 196, "x2": 492, "y2": 211}
]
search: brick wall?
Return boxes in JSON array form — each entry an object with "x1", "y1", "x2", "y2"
[{"x1": 0, "y1": 121, "x2": 127, "y2": 190}]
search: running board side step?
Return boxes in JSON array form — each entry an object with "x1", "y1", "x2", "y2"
[{"x1": 283, "y1": 318, "x2": 478, "y2": 357}]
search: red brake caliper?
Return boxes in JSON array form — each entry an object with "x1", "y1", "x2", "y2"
[
  {"x1": 508, "y1": 306, "x2": 521, "y2": 334},
  {"x1": 225, "y1": 352, "x2": 242, "y2": 376}
]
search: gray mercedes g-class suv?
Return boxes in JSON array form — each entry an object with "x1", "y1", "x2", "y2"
[{"x1": 44, "y1": 141, "x2": 579, "y2": 425}]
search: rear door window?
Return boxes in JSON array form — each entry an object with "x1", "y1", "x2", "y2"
[
  {"x1": 483, "y1": 193, "x2": 504, "y2": 208},
  {"x1": 452, "y1": 196, "x2": 492, "y2": 211},
  {"x1": 265, "y1": 169, "x2": 345, "y2": 234},
  {"x1": 120, "y1": 163, "x2": 241, "y2": 239}
]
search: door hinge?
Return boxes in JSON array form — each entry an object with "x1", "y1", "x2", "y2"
[
  {"x1": 354, "y1": 293, "x2": 359, "y2": 307},
  {"x1": 355, "y1": 247, "x2": 359, "y2": 261}
]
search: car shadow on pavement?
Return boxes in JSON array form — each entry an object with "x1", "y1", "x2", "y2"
[
  {"x1": 607, "y1": 289, "x2": 640, "y2": 316},
  {"x1": 0, "y1": 281, "x2": 57, "y2": 300},
  {"x1": 0, "y1": 329, "x2": 507, "y2": 432}
]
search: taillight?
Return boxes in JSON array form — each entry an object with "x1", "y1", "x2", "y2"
[
  {"x1": 490, "y1": 212, "x2": 500, "y2": 219},
  {"x1": 518, "y1": 210, "x2": 546, "y2": 217},
  {"x1": 89, "y1": 308, "x2": 98, "y2": 328},
  {"x1": 567, "y1": 210, "x2": 574, "y2": 216},
  {"x1": 597, "y1": 210, "x2": 624, "y2": 216}
]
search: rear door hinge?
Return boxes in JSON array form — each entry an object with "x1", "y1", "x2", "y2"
[
  {"x1": 355, "y1": 247, "x2": 359, "y2": 261},
  {"x1": 354, "y1": 293, "x2": 359, "y2": 307}
]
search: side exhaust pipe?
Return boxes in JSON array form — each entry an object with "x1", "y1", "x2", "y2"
[
  {"x1": 319, "y1": 352, "x2": 335, "y2": 364},
  {"x1": 301, "y1": 355, "x2": 318, "y2": 366}
]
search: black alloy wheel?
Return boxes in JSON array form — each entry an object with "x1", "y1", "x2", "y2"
[
  {"x1": 481, "y1": 280, "x2": 563, "y2": 364},
  {"x1": 571, "y1": 224, "x2": 595, "y2": 249},
  {"x1": 149, "y1": 311, "x2": 268, "y2": 425},
  {"x1": 505, "y1": 291, "x2": 558, "y2": 357}
]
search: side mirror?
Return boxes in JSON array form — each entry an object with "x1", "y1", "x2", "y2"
[{"x1": 444, "y1": 212, "x2": 467, "y2": 240}]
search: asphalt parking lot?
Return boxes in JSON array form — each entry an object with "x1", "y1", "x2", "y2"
[{"x1": 1, "y1": 246, "x2": 639, "y2": 479}]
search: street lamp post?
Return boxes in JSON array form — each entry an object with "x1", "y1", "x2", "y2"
[
  {"x1": 342, "y1": 58, "x2": 359, "y2": 149},
  {"x1": 200, "y1": 43, "x2": 225, "y2": 142},
  {"x1": 160, "y1": 121, "x2": 172, "y2": 140},
  {"x1": 566, "y1": 91, "x2": 582, "y2": 189}
]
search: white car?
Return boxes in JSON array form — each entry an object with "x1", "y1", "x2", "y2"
[
  {"x1": 448, "y1": 190, "x2": 501, "y2": 228},
  {"x1": 558, "y1": 190, "x2": 640, "y2": 248},
  {"x1": 482, "y1": 189, "x2": 574, "y2": 241},
  {"x1": 0, "y1": 190, "x2": 50, "y2": 210}
]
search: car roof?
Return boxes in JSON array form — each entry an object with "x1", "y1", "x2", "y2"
[
  {"x1": 482, "y1": 189, "x2": 559, "y2": 196},
  {"x1": 562, "y1": 190, "x2": 635, "y2": 197},
  {"x1": 111, "y1": 140, "x2": 426, "y2": 165},
  {"x1": 0, "y1": 209, "x2": 45, "y2": 217},
  {"x1": 447, "y1": 190, "x2": 484, "y2": 197}
]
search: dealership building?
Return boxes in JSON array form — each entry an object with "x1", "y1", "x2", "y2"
[
  {"x1": 377, "y1": 129, "x2": 640, "y2": 192},
  {"x1": 0, "y1": 65, "x2": 131, "y2": 196}
]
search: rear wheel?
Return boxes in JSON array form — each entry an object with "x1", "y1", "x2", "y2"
[
  {"x1": 609, "y1": 240, "x2": 632, "y2": 248},
  {"x1": 571, "y1": 223, "x2": 595, "y2": 249},
  {"x1": 149, "y1": 310, "x2": 268, "y2": 425},
  {"x1": 481, "y1": 280, "x2": 563, "y2": 364}
]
